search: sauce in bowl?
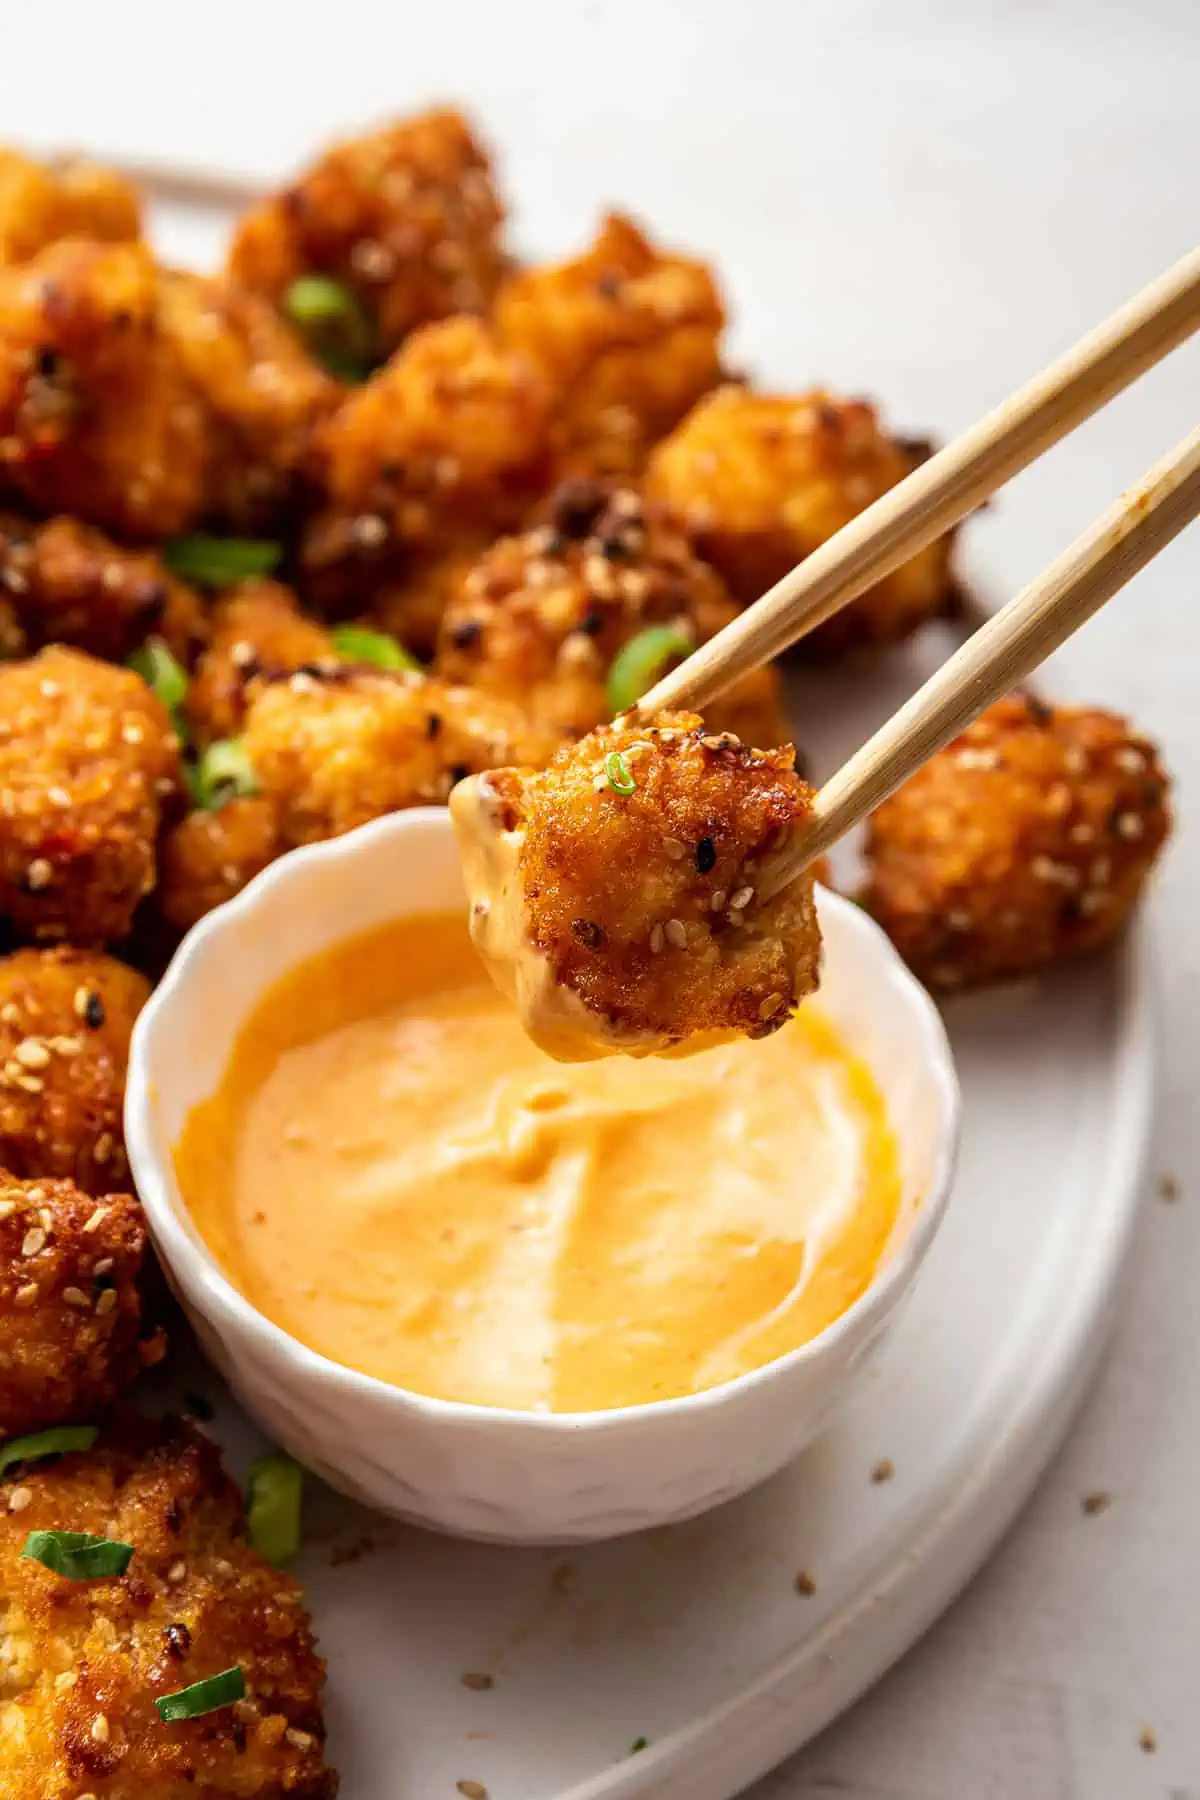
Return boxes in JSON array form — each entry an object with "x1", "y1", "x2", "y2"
[{"x1": 175, "y1": 912, "x2": 903, "y2": 1413}]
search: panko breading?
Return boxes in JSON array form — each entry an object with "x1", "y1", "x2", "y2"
[
  {"x1": 158, "y1": 798, "x2": 283, "y2": 933},
  {"x1": 495, "y1": 212, "x2": 725, "y2": 479},
  {"x1": 0, "y1": 240, "x2": 211, "y2": 541},
  {"x1": 0, "y1": 1411, "x2": 337, "y2": 1799},
  {"x1": 0, "y1": 149, "x2": 140, "y2": 265},
  {"x1": 0, "y1": 648, "x2": 182, "y2": 946},
  {"x1": 645, "y1": 387, "x2": 954, "y2": 653},
  {"x1": 862, "y1": 696, "x2": 1171, "y2": 990},
  {"x1": 228, "y1": 106, "x2": 506, "y2": 357},
  {"x1": 365, "y1": 540, "x2": 490, "y2": 660},
  {"x1": 0, "y1": 512, "x2": 207, "y2": 664},
  {"x1": 185, "y1": 583, "x2": 334, "y2": 748},
  {"x1": 242, "y1": 665, "x2": 556, "y2": 848},
  {"x1": 0, "y1": 1171, "x2": 160, "y2": 1438},
  {"x1": 461, "y1": 713, "x2": 819, "y2": 1055},
  {"x1": 0, "y1": 947, "x2": 149, "y2": 1193},
  {"x1": 437, "y1": 478, "x2": 788, "y2": 745}
]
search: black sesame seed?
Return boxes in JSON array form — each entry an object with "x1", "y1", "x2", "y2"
[
  {"x1": 579, "y1": 607, "x2": 606, "y2": 637},
  {"x1": 180, "y1": 1389, "x2": 214, "y2": 1421},
  {"x1": 571, "y1": 918, "x2": 605, "y2": 950},
  {"x1": 450, "y1": 619, "x2": 482, "y2": 650},
  {"x1": 695, "y1": 836, "x2": 716, "y2": 874},
  {"x1": 1106, "y1": 802, "x2": 1125, "y2": 834},
  {"x1": 547, "y1": 479, "x2": 607, "y2": 539},
  {"x1": 1025, "y1": 695, "x2": 1053, "y2": 726},
  {"x1": 164, "y1": 1622, "x2": 192, "y2": 1660},
  {"x1": 33, "y1": 346, "x2": 59, "y2": 378},
  {"x1": 83, "y1": 991, "x2": 106, "y2": 1030},
  {"x1": 449, "y1": 763, "x2": 472, "y2": 786},
  {"x1": 595, "y1": 532, "x2": 634, "y2": 560},
  {"x1": 425, "y1": 713, "x2": 443, "y2": 740}
]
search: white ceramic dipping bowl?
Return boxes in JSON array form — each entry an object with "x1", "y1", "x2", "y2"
[{"x1": 126, "y1": 808, "x2": 960, "y2": 1545}]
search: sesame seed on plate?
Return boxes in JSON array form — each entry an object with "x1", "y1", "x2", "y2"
[{"x1": 664, "y1": 918, "x2": 687, "y2": 950}]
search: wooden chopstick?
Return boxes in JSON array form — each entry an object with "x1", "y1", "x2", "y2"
[
  {"x1": 758, "y1": 425, "x2": 1200, "y2": 896},
  {"x1": 641, "y1": 247, "x2": 1200, "y2": 715}
]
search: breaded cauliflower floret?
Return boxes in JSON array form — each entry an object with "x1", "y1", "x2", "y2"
[
  {"x1": 185, "y1": 581, "x2": 335, "y2": 747},
  {"x1": 365, "y1": 540, "x2": 490, "y2": 660},
  {"x1": 0, "y1": 1411, "x2": 337, "y2": 1799},
  {"x1": 0, "y1": 947, "x2": 148, "y2": 1192},
  {"x1": 228, "y1": 106, "x2": 506, "y2": 356},
  {"x1": 158, "y1": 797, "x2": 283, "y2": 933},
  {"x1": 495, "y1": 212, "x2": 725, "y2": 478},
  {"x1": 0, "y1": 647, "x2": 181, "y2": 945},
  {"x1": 862, "y1": 696, "x2": 1171, "y2": 990},
  {"x1": 456, "y1": 713, "x2": 819, "y2": 1057},
  {"x1": 645, "y1": 387, "x2": 954, "y2": 653},
  {"x1": 0, "y1": 511, "x2": 207, "y2": 664},
  {"x1": 0, "y1": 149, "x2": 140, "y2": 264},
  {"x1": 0, "y1": 1170, "x2": 160, "y2": 1438},
  {"x1": 242, "y1": 665, "x2": 556, "y2": 847},
  {"x1": 0, "y1": 240, "x2": 211, "y2": 540},
  {"x1": 437, "y1": 478, "x2": 788, "y2": 745}
]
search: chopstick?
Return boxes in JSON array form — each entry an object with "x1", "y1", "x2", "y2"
[
  {"x1": 641, "y1": 247, "x2": 1200, "y2": 715},
  {"x1": 758, "y1": 425, "x2": 1200, "y2": 896}
]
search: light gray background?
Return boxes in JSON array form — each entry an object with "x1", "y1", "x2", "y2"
[{"x1": 3, "y1": 3, "x2": 1195, "y2": 1793}]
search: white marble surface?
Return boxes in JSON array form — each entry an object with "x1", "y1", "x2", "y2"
[{"x1": 2, "y1": 1, "x2": 1196, "y2": 1792}]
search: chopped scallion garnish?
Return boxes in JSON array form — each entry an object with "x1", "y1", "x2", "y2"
[
  {"x1": 22, "y1": 1529, "x2": 134, "y2": 1581},
  {"x1": 604, "y1": 750, "x2": 636, "y2": 796},
  {"x1": 605, "y1": 625, "x2": 695, "y2": 716},
  {"x1": 0, "y1": 1425, "x2": 98, "y2": 1478},
  {"x1": 192, "y1": 739, "x2": 259, "y2": 811},
  {"x1": 283, "y1": 275, "x2": 375, "y2": 382},
  {"x1": 330, "y1": 624, "x2": 422, "y2": 673},
  {"x1": 156, "y1": 1665, "x2": 246, "y2": 1724},
  {"x1": 128, "y1": 641, "x2": 189, "y2": 715},
  {"x1": 246, "y1": 1453, "x2": 304, "y2": 1568},
  {"x1": 629, "y1": 1736, "x2": 649, "y2": 1755},
  {"x1": 165, "y1": 535, "x2": 282, "y2": 588}
]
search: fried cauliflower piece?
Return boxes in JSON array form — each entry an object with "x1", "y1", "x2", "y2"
[
  {"x1": 158, "y1": 798, "x2": 283, "y2": 933},
  {"x1": 242, "y1": 665, "x2": 557, "y2": 848},
  {"x1": 0, "y1": 149, "x2": 140, "y2": 265},
  {"x1": 228, "y1": 106, "x2": 506, "y2": 357},
  {"x1": 0, "y1": 647, "x2": 182, "y2": 946},
  {"x1": 0, "y1": 1170, "x2": 160, "y2": 1438},
  {"x1": 0, "y1": 947, "x2": 148, "y2": 1192},
  {"x1": 0, "y1": 1411, "x2": 337, "y2": 1799},
  {"x1": 452, "y1": 712, "x2": 819, "y2": 1059},
  {"x1": 494, "y1": 212, "x2": 725, "y2": 478},
  {"x1": 437, "y1": 478, "x2": 788, "y2": 745},
  {"x1": 365, "y1": 540, "x2": 490, "y2": 660},
  {"x1": 0, "y1": 240, "x2": 211, "y2": 540},
  {"x1": 862, "y1": 696, "x2": 1171, "y2": 991},
  {"x1": 0, "y1": 512, "x2": 207, "y2": 663},
  {"x1": 185, "y1": 582, "x2": 335, "y2": 747},
  {"x1": 645, "y1": 388, "x2": 954, "y2": 653}
]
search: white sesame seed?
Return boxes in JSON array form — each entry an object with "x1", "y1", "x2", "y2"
[
  {"x1": 727, "y1": 908, "x2": 745, "y2": 928},
  {"x1": 729, "y1": 885, "x2": 755, "y2": 911},
  {"x1": 1090, "y1": 856, "x2": 1113, "y2": 884},
  {"x1": 591, "y1": 773, "x2": 609, "y2": 793},
  {"x1": 25, "y1": 858, "x2": 52, "y2": 890},
  {"x1": 0, "y1": 1201, "x2": 13, "y2": 1220},
  {"x1": 167, "y1": 1560, "x2": 187, "y2": 1583},
  {"x1": 54, "y1": 1670, "x2": 77, "y2": 1692},
  {"x1": 14, "y1": 1282, "x2": 37, "y2": 1306},
  {"x1": 1080, "y1": 891, "x2": 1108, "y2": 916},
  {"x1": 710, "y1": 890, "x2": 727, "y2": 912},
  {"x1": 95, "y1": 1288, "x2": 118, "y2": 1317},
  {"x1": 662, "y1": 838, "x2": 685, "y2": 860},
  {"x1": 1063, "y1": 746, "x2": 1089, "y2": 776},
  {"x1": 947, "y1": 909, "x2": 972, "y2": 930},
  {"x1": 82, "y1": 1205, "x2": 110, "y2": 1234},
  {"x1": 1115, "y1": 747, "x2": 1146, "y2": 774},
  {"x1": 62, "y1": 1287, "x2": 90, "y2": 1308},
  {"x1": 1069, "y1": 822, "x2": 1095, "y2": 844},
  {"x1": 955, "y1": 747, "x2": 1000, "y2": 771},
  {"x1": 20, "y1": 1228, "x2": 45, "y2": 1257},
  {"x1": 13, "y1": 1038, "x2": 49, "y2": 1070},
  {"x1": 1031, "y1": 856, "x2": 1079, "y2": 888},
  {"x1": 92, "y1": 1257, "x2": 114, "y2": 1276},
  {"x1": 286, "y1": 1728, "x2": 316, "y2": 1750},
  {"x1": 0, "y1": 1002, "x2": 20, "y2": 1024},
  {"x1": 120, "y1": 721, "x2": 145, "y2": 745},
  {"x1": 648, "y1": 923, "x2": 665, "y2": 953},
  {"x1": 93, "y1": 1133, "x2": 114, "y2": 1165},
  {"x1": 8, "y1": 1486, "x2": 32, "y2": 1513},
  {"x1": 90, "y1": 1714, "x2": 110, "y2": 1745},
  {"x1": 665, "y1": 918, "x2": 687, "y2": 950},
  {"x1": 758, "y1": 993, "x2": 784, "y2": 1020},
  {"x1": 1116, "y1": 812, "x2": 1145, "y2": 840}
]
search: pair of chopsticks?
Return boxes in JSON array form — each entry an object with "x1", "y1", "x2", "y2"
[{"x1": 641, "y1": 249, "x2": 1200, "y2": 893}]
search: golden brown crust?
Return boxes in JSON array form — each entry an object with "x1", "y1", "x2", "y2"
[
  {"x1": 228, "y1": 106, "x2": 506, "y2": 355},
  {"x1": 185, "y1": 582, "x2": 334, "y2": 748},
  {"x1": 862, "y1": 696, "x2": 1171, "y2": 989},
  {"x1": 0, "y1": 648, "x2": 182, "y2": 946},
  {"x1": 494, "y1": 212, "x2": 725, "y2": 478},
  {"x1": 242, "y1": 665, "x2": 557, "y2": 847},
  {"x1": 514, "y1": 712, "x2": 819, "y2": 1045},
  {"x1": 157, "y1": 798, "x2": 283, "y2": 933},
  {"x1": 645, "y1": 387, "x2": 954, "y2": 652},
  {"x1": 0, "y1": 947, "x2": 149, "y2": 1193},
  {"x1": 0, "y1": 1411, "x2": 337, "y2": 1798},
  {"x1": 364, "y1": 539, "x2": 489, "y2": 660},
  {"x1": 0, "y1": 511, "x2": 207, "y2": 664},
  {"x1": 0, "y1": 149, "x2": 141, "y2": 265},
  {"x1": 0, "y1": 1171, "x2": 157, "y2": 1437}
]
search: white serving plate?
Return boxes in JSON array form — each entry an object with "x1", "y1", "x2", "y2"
[{"x1": 129, "y1": 175, "x2": 1155, "y2": 1799}]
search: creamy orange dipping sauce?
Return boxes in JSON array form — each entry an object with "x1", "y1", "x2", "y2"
[{"x1": 176, "y1": 913, "x2": 904, "y2": 1413}]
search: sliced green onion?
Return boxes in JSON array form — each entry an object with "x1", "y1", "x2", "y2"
[
  {"x1": 606, "y1": 626, "x2": 695, "y2": 716},
  {"x1": 330, "y1": 624, "x2": 422, "y2": 673},
  {"x1": 128, "y1": 641, "x2": 189, "y2": 714},
  {"x1": 165, "y1": 535, "x2": 282, "y2": 589},
  {"x1": 22, "y1": 1529, "x2": 134, "y2": 1581},
  {"x1": 246, "y1": 1453, "x2": 304, "y2": 1567},
  {"x1": 604, "y1": 750, "x2": 636, "y2": 796},
  {"x1": 156, "y1": 1665, "x2": 246, "y2": 1724},
  {"x1": 283, "y1": 275, "x2": 375, "y2": 382},
  {"x1": 629, "y1": 1737, "x2": 649, "y2": 1755},
  {"x1": 0, "y1": 1425, "x2": 97, "y2": 1478},
  {"x1": 192, "y1": 739, "x2": 259, "y2": 811}
]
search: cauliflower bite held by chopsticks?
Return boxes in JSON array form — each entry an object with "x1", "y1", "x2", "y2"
[
  {"x1": 0, "y1": 648, "x2": 181, "y2": 946},
  {"x1": 451, "y1": 712, "x2": 820, "y2": 1060},
  {"x1": 493, "y1": 211, "x2": 726, "y2": 479},
  {"x1": 0, "y1": 947, "x2": 148, "y2": 1192},
  {"x1": 0, "y1": 1170, "x2": 161, "y2": 1439},
  {"x1": 0, "y1": 148, "x2": 140, "y2": 265},
  {"x1": 862, "y1": 696, "x2": 1171, "y2": 991},
  {"x1": 228, "y1": 106, "x2": 506, "y2": 361},
  {"x1": 436, "y1": 477, "x2": 789, "y2": 746},
  {"x1": 0, "y1": 1412, "x2": 337, "y2": 1799},
  {"x1": 645, "y1": 387, "x2": 955, "y2": 653}
]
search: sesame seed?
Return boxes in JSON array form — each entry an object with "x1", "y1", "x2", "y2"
[
  {"x1": 1116, "y1": 811, "x2": 1145, "y2": 840},
  {"x1": 591, "y1": 773, "x2": 609, "y2": 793},
  {"x1": 90, "y1": 1714, "x2": 110, "y2": 1744},
  {"x1": 954, "y1": 747, "x2": 1000, "y2": 771},
  {"x1": 793, "y1": 1570, "x2": 817, "y2": 1597},
  {"x1": 54, "y1": 1670, "x2": 77, "y2": 1692},
  {"x1": 729, "y1": 885, "x2": 755, "y2": 911},
  {"x1": 1063, "y1": 746, "x2": 1089, "y2": 775},
  {"x1": 1081, "y1": 1491, "x2": 1111, "y2": 1516},
  {"x1": 758, "y1": 993, "x2": 784, "y2": 1020},
  {"x1": 93, "y1": 1133, "x2": 114, "y2": 1165},
  {"x1": 1115, "y1": 747, "x2": 1146, "y2": 774},
  {"x1": 1090, "y1": 857, "x2": 1113, "y2": 884},
  {"x1": 1031, "y1": 856, "x2": 1079, "y2": 888},
  {"x1": 1079, "y1": 891, "x2": 1108, "y2": 917},
  {"x1": 665, "y1": 918, "x2": 687, "y2": 950},
  {"x1": 20, "y1": 1228, "x2": 45, "y2": 1257},
  {"x1": 461, "y1": 1671, "x2": 494, "y2": 1691},
  {"x1": 947, "y1": 909, "x2": 972, "y2": 930},
  {"x1": 82, "y1": 1205, "x2": 110, "y2": 1234},
  {"x1": 286, "y1": 1727, "x2": 316, "y2": 1750},
  {"x1": 11, "y1": 1071, "x2": 42, "y2": 1094},
  {"x1": 62, "y1": 1287, "x2": 90, "y2": 1308},
  {"x1": 120, "y1": 721, "x2": 144, "y2": 745},
  {"x1": 14, "y1": 1283, "x2": 36, "y2": 1306},
  {"x1": 93, "y1": 1257, "x2": 114, "y2": 1275},
  {"x1": 13, "y1": 1038, "x2": 49, "y2": 1070},
  {"x1": 24, "y1": 858, "x2": 52, "y2": 890},
  {"x1": 662, "y1": 837, "x2": 685, "y2": 859},
  {"x1": 1069, "y1": 822, "x2": 1095, "y2": 844},
  {"x1": 95, "y1": 1288, "x2": 118, "y2": 1317},
  {"x1": 710, "y1": 890, "x2": 727, "y2": 912},
  {"x1": 871, "y1": 1458, "x2": 895, "y2": 1484},
  {"x1": 8, "y1": 1486, "x2": 32, "y2": 1513},
  {"x1": 47, "y1": 1035, "x2": 82, "y2": 1056},
  {"x1": 648, "y1": 923, "x2": 665, "y2": 953},
  {"x1": 457, "y1": 1782, "x2": 488, "y2": 1798},
  {"x1": 1139, "y1": 1725, "x2": 1158, "y2": 1754},
  {"x1": 0, "y1": 1002, "x2": 19, "y2": 1024},
  {"x1": 727, "y1": 908, "x2": 745, "y2": 928},
  {"x1": 167, "y1": 1561, "x2": 186, "y2": 1583}
]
